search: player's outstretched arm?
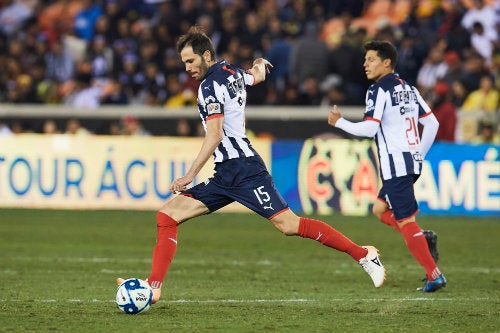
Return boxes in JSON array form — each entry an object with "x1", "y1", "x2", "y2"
[
  {"x1": 329, "y1": 105, "x2": 379, "y2": 138},
  {"x1": 248, "y1": 58, "x2": 273, "y2": 85}
]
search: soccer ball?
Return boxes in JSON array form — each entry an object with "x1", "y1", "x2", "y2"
[{"x1": 116, "y1": 278, "x2": 153, "y2": 314}]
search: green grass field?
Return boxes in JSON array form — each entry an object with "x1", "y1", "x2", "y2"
[{"x1": 0, "y1": 209, "x2": 499, "y2": 333}]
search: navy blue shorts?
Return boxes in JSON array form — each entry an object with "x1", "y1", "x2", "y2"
[
  {"x1": 378, "y1": 174, "x2": 420, "y2": 220},
  {"x1": 182, "y1": 155, "x2": 289, "y2": 219}
]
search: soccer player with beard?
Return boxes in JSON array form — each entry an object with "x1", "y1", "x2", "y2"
[{"x1": 119, "y1": 27, "x2": 386, "y2": 304}]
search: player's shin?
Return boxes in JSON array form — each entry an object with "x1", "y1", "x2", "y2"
[
  {"x1": 298, "y1": 217, "x2": 367, "y2": 261},
  {"x1": 147, "y1": 212, "x2": 178, "y2": 302},
  {"x1": 400, "y1": 222, "x2": 440, "y2": 279}
]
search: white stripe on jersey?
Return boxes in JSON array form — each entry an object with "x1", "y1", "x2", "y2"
[
  {"x1": 197, "y1": 61, "x2": 257, "y2": 163},
  {"x1": 365, "y1": 74, "x2": 431, "y2": 180}
]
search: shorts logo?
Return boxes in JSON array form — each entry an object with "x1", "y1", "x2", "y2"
[{"x1": 207, "y1": 102, "x2": 221, "y2": 115}]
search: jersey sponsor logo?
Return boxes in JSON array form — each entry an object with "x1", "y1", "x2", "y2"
[
  {"x1": 399, "y1": 105, "x2": 415, "y2": 115},
  {"x1": 227, "y1": 76, "x2": 245, "y2": 95},
  {"x1": 207, "y1": 102, "x2": 221, "y2": 115},
  {"x1": 392, "y1": 90, "x2": 417, "y2": 104}
]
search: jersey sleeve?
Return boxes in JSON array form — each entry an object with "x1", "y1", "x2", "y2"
[
  {"x1": 363, "y1": 85, "x2": 381, "y2": 122},
  {"x1": 200, "y1": 79, "x2": 225, "y2": 120},
  {"x1": 243, "y1": 70, "x2": 255, "y2": 86}
]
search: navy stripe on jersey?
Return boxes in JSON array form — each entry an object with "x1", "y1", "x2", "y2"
[
  {"x1": 364, "y1": 73, "x2": 432, "y2": 180},
  {"x1": 197, "y1": 60, "x2": 257, "y2": 163},
  {"x1": 403, "y1": 151, "x2": 414, "y2": 176}
]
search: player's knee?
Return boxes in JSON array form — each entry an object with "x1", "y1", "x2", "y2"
[
  {"x1": 156, "y1": 211, "x2": 178, "y2": 228},
  {"x1": 372, "y1": 205, "x2": 384, "y2": 220},
  {"x1": 271, "y1": 219, "x2": 298, "y2": 236}
]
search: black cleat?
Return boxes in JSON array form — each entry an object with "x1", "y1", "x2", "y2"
[{"x1": 423, "y1": 230, "x2": 439, "y2": 263}]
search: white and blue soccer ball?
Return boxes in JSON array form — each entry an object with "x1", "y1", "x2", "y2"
[{"x1": 116, "y1": 278, "x2": 153, "y2": 314}]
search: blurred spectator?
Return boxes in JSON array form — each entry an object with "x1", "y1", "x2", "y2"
[
  {"x1": 416, "y1": 47, "x2": 448, "y2": 99},
  {"x1": 328, "y1": 33, "x2": 367, "y2": 104},
  {"x1": 442, "y1": 51, "x2": 464, "y2": 87},
  {"x1": 9, "y1": 74, "x2": 41, "y2": 103},
  {"x1": 38, "y1": 0, "x2": 84, "y2": 40},
  {"x1": 0, "y1": 0, "x2": 38, "y2": 37},
  {"x1": 461, "y1": 74, "x2": 499, "y2": 113},
  {"x1": 320, "y1": 74, "x2": 346, "y2": 106},
  {"x1": 461, "y1": 52, "x2": 490, "y2": 93},
  {"x1": 73, "y1": 0, "x2": 102, "y2": 41},
  {"x1": 42, "y1": 119, "x2": 60, "y2": 134},
  {"x1": 288, "y1": 22, "x2": 329, "y2": 85},
  {"x1": 493, "y1": 54, "x2": 500, "y2": 91},
  {"x1": 461, "y1": 0, "x2": 498, "y2": 44},
  {"x1": 396, "y1": 34, "x2": 425, "y2": 86},
  {"x1": 141, "y1": 62, "x2": 167, "y2": 105},
  {"x1": 0, "y1": 122, "x2": 13, "y2": 136},
  {"x1": 101, "y1": 79, "x2": 128, "y2": 105},
  {"x1": 86, "y1": 34, "x2": 113, "y2": 78},
  {"x1": 469, "y1": 21, "x2": 496, "y2": 66},
  {"x1": 122, "y1": 115, "x2": 151, "y2": 136},
  {"x1": 449, "y1": 79, "x2": 468, "y2": 108},
  {"x1": 297, "y1": 76, "x2": 322, "y2": 105},
  {"x1": 63, "y1": 73, "x2": 115, "y2": 109},
  {"x1": 281, "y1": 82, "x2": 300, "y2": 105},
  {"x1": 264, "y1": 18, "x2": 292, "y2": 91},
  {"x1": 175, "y1": 118, "x2": 192, "y2": 136},
  {"x1": 10, "y1": 120, "x2": 29, "y2": 134},
  {"x1": 428, "y1": 81, "x2": 457, "y2": 142},
  {"x1": 45, "y1": 38, "x2": 75, "y2": 84},
  {"x1": 164, "y1": 74, "x2": 196, "y2": 108},
  {"x1": 471, "y1": 119, "x2": 500, "y2": 144},
  {"x1": 239, "y1": 11, "x2": 264, "y2": 56},
  {"x1": 116, "y1": 53, "x2": 143, "y2": 102},
  {"x1": 108, "y1": 121, "x2": 122, "y2": 135},
  {"x1": 65, "y1": 118, "x2": 90, "y2": 135}
]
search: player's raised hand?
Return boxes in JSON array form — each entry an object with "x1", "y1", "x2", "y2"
[
  {"x1": 253, "y1": 58, "x2": 273, "y2": 74},
  {"x1": 328, "y1": 105, "x2": 342, "y2": 127}
]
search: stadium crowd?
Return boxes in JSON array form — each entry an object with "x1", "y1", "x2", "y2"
[{"x1": 0, "y1": 0, "x2": 499, "y2": 142}]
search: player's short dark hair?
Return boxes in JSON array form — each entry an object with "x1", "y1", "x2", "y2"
[
  {"x1": 364, "y1": 40, "x2": 398, "y2": 69},
  {"x1": 176, "y1": 26, "x2": 216, "y2": 60}
]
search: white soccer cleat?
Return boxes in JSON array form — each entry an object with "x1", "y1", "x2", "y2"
[{"x1": 358, "y1": 246, "x2": 386, "y2": 288}]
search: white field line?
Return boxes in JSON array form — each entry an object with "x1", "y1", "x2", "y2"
[
  {"x1": 7, "y1": 256, "x2": 500, "y2": 274},
  {"x1": 0, "y1": 297, "x2": 492, "y2": 304}
]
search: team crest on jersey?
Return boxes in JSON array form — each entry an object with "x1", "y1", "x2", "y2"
[{"x1": 207, "y1": 102, "x2": 221, "y2": 115}]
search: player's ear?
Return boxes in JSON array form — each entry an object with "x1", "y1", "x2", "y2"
[
  {"x1": 202, "y1": 50, "x2": 211, "y2": 62},
  {"x1": 383, "y1": 58, "x2": 392, "y2": 69}
]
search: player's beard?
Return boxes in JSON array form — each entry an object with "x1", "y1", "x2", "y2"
[{"x1": 197, "y1": 58, "x2": 210, "y2": 81}]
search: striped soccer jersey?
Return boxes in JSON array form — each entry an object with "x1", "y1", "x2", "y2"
[
  {"x1": 197, "y1": 60, "x2": 258, "y2": 163},
  {"x1": 364, "y1": 73, "x2": 432, "y2": 180}
]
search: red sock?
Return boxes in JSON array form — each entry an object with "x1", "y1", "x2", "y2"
[
  {"x1": 380, "y1": 210, "x2": 400, "y2": 232},
  {"x1": 400, "y1": 222, "x2": 441, "y2": 279},
  {"x1": 298, "y1": 217, "x2": 367, "y2": 261},
  {"x1": 148, "y1": 212, "x2": 178, "y2": 289}
]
